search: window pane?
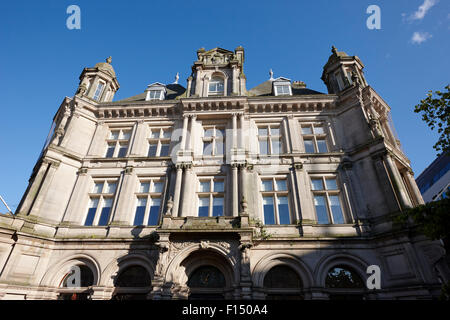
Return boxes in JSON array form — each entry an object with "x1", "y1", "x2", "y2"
[
  {"x1": 139, "y1": 182, "x2": 150, "y2": 193},
  {"x1": 198, "y1": 197, "x2": 209, "y2": 217},
  {"x1": 217, "y1": 129, "x2": 225, "y2": 138},
  {"x1": 148, "y1": 144, "x2": 157, "y2": 157},
  {"x1": 276, "y1": 180, "x2": 287, "y2": 191},
  {"x1": 118, "y1": 144, "x2": 128, "y2": 157},
  {"x1": 271, "y1": 138, "x2": 281, "y2": 154},
  {"x1": 277, "y1": 196, "x2": 290, "y2": 225},
  {"x1": 106, "y1": 182, "x2": 117, "y2": 194},
  {"x1": 314, "y1": 126, "x2": 324, "y2": 134},
  {"x1": 212, "y1": 197, "x2": 224, "y2": 217},
  {"x1": 311, "y1": 179, "x2": 324, "y2": 190},
  {"x1": 199, "y1": 181, "x2": 211, "y2": 192},
  {"x1": 160, "y1": 144, "x2": 170, "y2": 156},
  {"x1": 214, "y1": 181, "x2": 224, "y2": 192},
  {"x1": 258, "y1": 128, "x2": 268, "y2": 136},
  {"x1": 106, "y1": 144, "x2": 115, "y2": 158},
  {"x1": 162, "y1": 130, "x2": 171, "y2": 139},
  {"x1": 148, "y1": 198, "x2": 161, "y2": 226},
  {"x1": 271, "y1": 127, "x2": 280, "y2": 136},
  {"x1": 110, "y1": 131, "x2": 120, "y2": 140},
  {"x1": 93, "y1": 183, "x2": 104, "y2": 194},
  {"x1": 329, "y1": 196, "x2": 344, "y2": 224},
  {"x1": 325, "y1": 179, "x2": 338, "y2": 190},
  {"x1": 317, "y1": 139, "x2": 328, "y2": 153},
  {"x1": 314, "y1": 195, "x2": 329, "y2": 224},
  {"x1": 153, "y1": 182, "x2": 164, "y2": 193},
  {"x1": 304, "y1": 139, "x2": 315, "y2": 153},
  {"x1": 259, "y1": 140, "x2": 269, "y2": 155},
  {"x1": 215, "y1": 141, "x2": 224, "y2": 155},
  {"x1": 85, "y1": 198, "x2": 99, "y2": 226},
  {"x1": 151, "y1": 130, "x2": 160, "y2": 139},
  {"x1": 301, "y1": 126, "x2": 312, "y2": 135},
  {"x1": 203, "y1": 142, "x2": 212, "y2": 156},
  {"x1": 133, "y1": 198, "x2": 147, "y2": 226},
  {"x1": 263, "y1": 196, "x2": 275, "y2": 225},
  {"x1": 121, "y1": 131, "x2": 131, "y2": 140},
  {"x1": 204, "y1": 129, "x2": 214, "y2": 137},
  {"x1": 98, "y1": 198, "x2": 113, "y2": 226},
  {"x1": 261, "y1": 180, "x2": 273, "y2": 191}
]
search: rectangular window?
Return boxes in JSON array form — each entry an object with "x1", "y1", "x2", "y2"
[
  {"x1": 148, "y1": 127, "x2": 171, "y2": 157},
  {"x1": 93, "y1": 82, "x2": 105, "y2": 101},
  {"x1": 202, "y1": 126, "x2": 225, "y2": 156},
  {"x1": 133, "y1": 179, "x2": 164, "y2": 226},
  {"x1": 148, "y1": 90, "x2": 161, "y2": 100},
  {"x1": 258, "y1": 125, "x2": 283, "y2": 155},
  {"x1": 301, "y1": 123, "x2": 328, "y2": 153},
  {"x1": 105, "y1": 129, "x2": 131, "y2": 158},
  {"x1": 84, "y1": 180, "x2": 117, "y2": 226},
  {"x1": 310, "y1": 176, "x2": 345, "y2": 224},
  {"x1": 260, "y1": 177, "x2": 291, "y2": 225},
  {"x1": 275, "y1": 85, "x2": 291, "y2": 96},
  {"x1": 197, "y1": 178, "x2": 225, "y2": 217}
]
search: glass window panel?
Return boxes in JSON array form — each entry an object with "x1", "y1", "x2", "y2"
[
  {"x1": 271, "y1": 127, "x2": 280, "y2": 136},
  {"x1": 118, "y1": 144, "x2": 128, "y2": 157},
  {"x1": 199, "y1": 181, "x2": 211, "y2": 192},
  {"x1": 276, "y1": 180, "x2": 287, "y2": 191},
  {"x1": 263, "y1": 196, "x2": 276, "y2": 225},
  {"x1": 317, "y1": 139, "x2": 328, "y2": 153},
  {"x1": 93, "y1": 183, "x2": 104, "y2": 194},
  {"x1": 329, "y1": 196, "x2": 344, "y2": 224},
  {"x1": 98, "y1": 198, "x2": 112, "y2": 226},
  {"x1": 148, "y1": 144, "x2": 157, "y2": 157},
  {"x1": 212, "y1": 197, "x2": 224, "y2": 217},
  {"x1": 84, "y1": 198, "x2": 99, "y2": 226},
  {"x1": 311, "y1": 179, "x2": 324, "y2": 190},
  {"x1": 214, "y1": 181, "x2": 224, "y2": 192},
  {"x1": 314, "y1": 195, "x2": 329, "y2": 224},
  {"x1": 106, "y1": 144, "x2": 115, "y2": 158},
  {"x1": 151, "y1": 130, "x2": 160, "y2": 139},
  {"x1": 198, "y1": 197, "x2": 210, "y2": 217},
  {"x1": 110, "y1": 131, "x2": 120, "y2": 140},
  {"x1": 277, "y1": 196, "x2": 290, "y2": 225},
  {"x1": 133, "y1": 198, "x2": 147, "y2": 226},
  {"x1": 153, "y1": 182, "x2": 164, "y2": 193},
  {"x1": 325, "y1": 179, "x2": 338, "y2": 190},
  {"x1": 160, "y1": 144, "x2": 170, "y2": 156},
  {"x1": 258, "y1": 128, "x2": 268, "y2": 136},
  {"x1": 259, "y1": 140, "x2": 269, "y2": 155},
  {"x1": 271, "y1": 138, "x2": 281, "y2": 154},
  {"x1": 314, "y1": 126, "x2": 325, "y2": 134},
  {"x1": 162, "y1": 130, "x2": 171, "y2": 138},
  {"x1": 149, "y1": 90, "x2": 161, "y2": 99},
  {"x1": 147, "y1": 198, "x2": 161, "y2": 226},
  {"x1": 217, "y1": 129, "x2": 225, "y2": 138},
  {"x1": 203, "y1": 142, "x2": 212, "y2": 156},
  {"x1": 121, "y1": 131, "x2": 131, "y2": 140},
  {"x1": 261, "y1": 180, "x2": 273, "y2": 191},
  {"x1": 215, "y1": 141, "x2": 224, "y2": 155},
  {"x1": 106, "y1": 182, "x2": 117, "y2": 194},
  {"x1": 139, "y1": 182, "x2": 150, "y2": 193},
  {"x1": 301, "y1": 126, "x2": 312, "y2": 135},
  {"x1": 204, "y1": 129, "x2": 214, "y2": 137},
  {"x1": 304, "y1": 139, "x2": 315, "y2": 153}
]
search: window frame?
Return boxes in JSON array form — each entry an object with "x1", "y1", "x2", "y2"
[
  {"x1": 202, "y1": 125, "x2": 225, "y2": 157},
  {"x1": 92, "y1": 81, "x2": 106, "y2": 101},
  {"x1": 260, "y1": 176, "x2": 291, "y2": 225},
  {"x1": 147, "y1": 127, "x2": 172, "y2": 157},
  {"x1": 310, "y1": 175, "x2": 346, "y2": 224},
  {"x1": 133, "y1": 178, "x2": 165, "y2": 226},
  {"x1": 301, "y1": 123, "x2": 328, "y2": 153},
  {"x1": 257, "y1": 124, "x2": 283, "y2": 155},
  {"x1": 84, "y1": 179, "x2": 118, "y2": 226},
  {"x1": 197, "y1": 177, "x2": 226, "y2": 217},
  {"x1": 105, "y1": 128, "x2": 131, "y2": 158},
  {"x1": 208, "y1": 77, "x2": 225, "y2": 96}
]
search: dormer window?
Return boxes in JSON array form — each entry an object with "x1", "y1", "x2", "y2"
[
  {"x1": 208, "y1": 77, "x2": 224, "y2": 96},
  {"x1": 93, "y1": 81, "x2": 105, "y2": 101},
  {"x1": 145, "y1": 83, "x2": 166, "y2": 101},
  {"x1": 272, "y1": 77, "x2": 292, "y2": 96}
]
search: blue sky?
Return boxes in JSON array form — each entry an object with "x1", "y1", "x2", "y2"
[{"x1": 0, "y1": 0, "x2": 449, "y2": 212}]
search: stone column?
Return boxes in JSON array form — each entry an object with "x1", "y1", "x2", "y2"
[
  {"x1": 187, "y1": 114, "x2": 196, "y2": 151},
  {"x1": 403, "y1": 169, "x2": 425, "y2": 205},
  {"x1": 186, "y1": 76, "x2": 193, "y2": 98},
  {"x1": 61, "y1": 167, "x2": 91, "y2": 224},
  {"x1": 239, "y1": 113, "x2": 245, "y2": 149},
  {"x1": 173, "y1": 165, "x2": 183, "y2": 218},
  {"x1": 29, "y1": 159, "x2": 61, "y2": 217},
  {"x1": 111, "y1": 167, "x2": 136, "y2": 225},
  {"x1": 180, "y1": 115, "x2": 189, "y2": 151},
  {"x1": 384, "y1": 153, "x2": 412, "y2": 210},
  {"x1": 232, "y1": 113, "x2": 238, "y2": 150},
  {"x1": 282, "y1": 117, "x2": 291, "y2": 153},
  {"x1": 341, "y1": 160, "x2": 366, "y2": 221},
  {"x1": 232, "y1": 66, "x2": 238, "y2": 95},
  {"x1": 232, "y1": 164, "x2": 239, "y2": 217},
  {"x1": 180, "y1": 164, "x2": 193, "y2": 217},
  {"x1": 290, "y1": 164, "x2": 302, "y2": 223},
  {"x1": 372, "y1": 153, "x2": 402, "y2": 212}
]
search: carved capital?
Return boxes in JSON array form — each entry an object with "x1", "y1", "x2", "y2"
[
  {"x1": 77, "y1": 167, "x2": 88, "y2": 175},
  {"x1": 124, "y1": 166, "x2": 134, "y2": 175},
  {"x1": 293, "y1": 162, "x2": 303, "y2": 170}
]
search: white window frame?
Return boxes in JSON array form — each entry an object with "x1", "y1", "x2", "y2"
[
  {"x1": 202, "y1": 125, "x2": 225, "y2": 156},
  {"x1": 93, "y1": 81, "x2": 106, "y2": 101},
  {"x1": 310, "y1": 175, "x2": 346, "y2": 224},
  {"x1": 133, "y1": 178, "x2": 165, "y2": 226},
  {"x1": 208, "y1": 77, "x2": 225, "y2": 96},
  {"x1": 260, "y1": 177, "x2": 291, "y2": 225},
  {"x1": 301, "y1": 123, "x2": 328, "y2": 153},
  {"x1": 148, "y1": 127, "x2": 172, "y2": 157},
  {"x1": 197, "y1": 177, "x2": 225, "y2": 217},
  {"x1": 85, "y1": 179, "x2": 118, "y2": 226},
  {"x1": 257, "y1": 124, "x2": 283, "y2": 155},
  {"x1": 105, "y1": 128, "x2": 131, "y2": 158},
  {"x1": 274, "y1": 84, "x2": 292, "y2": 96}
]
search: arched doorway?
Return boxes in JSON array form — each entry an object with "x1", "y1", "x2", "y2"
[
  {"x1": 263, "y1": 265, "x2": 304, "y2": 300},
  {"x1": 188, "y1": 265, "x2": 226, "y2": 300},
  {"x1": 58, "y1": 265, "x2": 94, "y2": 300},
  {"x1": 325, "y1": 265, "x2": 365, "y2": 300},
  {"x1": 112, "y1": 265, "x2": 152, "y2": 300}
]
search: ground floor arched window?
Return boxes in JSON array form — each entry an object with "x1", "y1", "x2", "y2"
[
  {"x1": 263, "y1": 265, "x2": 304, "y2": 300},
  {"x1": 58, "y1": 265, "x2": 94, "y2": 300},
  {"x1": 325, "y1": 265, "x2": 365, "y2": 300},
  {"x1": 112, "y1": 265, "x2": 152, "y2": 300},
  {"x1": 188, "y1": 265, "x2": 226, "y2": 300}
]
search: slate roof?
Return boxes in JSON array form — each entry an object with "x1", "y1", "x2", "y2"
[
  {"x1": 111, "y1": 83, "x2": 186, "y2": 103},
  {"x1": 248, "y1": 80, "x2": 324, "y2": 97}
]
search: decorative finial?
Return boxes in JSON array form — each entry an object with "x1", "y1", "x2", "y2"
[
  {"x1": 269, "y1": 69, "x2": 274, "y2": 80},
  {"x1": 106, "y1": 56, "x2": 112, "y2": 64},
  {"x1": 331, "y1": 46, "x2": 337, "y2": 54},
  {"x1": 174, "y1": 72, "x2": 179, "y2": 84}
]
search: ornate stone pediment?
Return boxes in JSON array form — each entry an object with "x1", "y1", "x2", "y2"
[{"x1": 197, "y1": 47, "x2": 236, "y2": 66}]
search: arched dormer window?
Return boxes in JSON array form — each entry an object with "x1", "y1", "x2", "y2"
[{"x1": 208, "y1": 76, "x2": 224, "y2": 96}]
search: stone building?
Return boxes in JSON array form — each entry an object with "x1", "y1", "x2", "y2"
[{"x1": 0, "y1": 46, "x2": 448, "y2": 300}]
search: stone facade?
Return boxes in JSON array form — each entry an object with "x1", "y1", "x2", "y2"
[{"x1": 0, "y1": 47, "x2": 448, "y2": 300}]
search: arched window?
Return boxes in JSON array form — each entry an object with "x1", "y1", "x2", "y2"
[
  {"x1": 325, "y1": 265, "x2": 365, "y2": 300},
  {"x1": 208, "y1": 77, "x2": 224, "y2": 96},
  {"x1": 58, "y1": 265, "x2": 94, "y2": 300},
  {"x1": 188, "y1": 265, "x2": 226, "y2": 300},
  {"x1": 112, "y1": 265, "x2": 152, "y2": 300},
  {"x1": 263, "y1": 265, "x2": 303, "y2": 300}
]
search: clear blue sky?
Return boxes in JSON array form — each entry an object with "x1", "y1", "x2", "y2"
[{"x1": 0, "y1": 0, "x2": 449, "y2": 212}]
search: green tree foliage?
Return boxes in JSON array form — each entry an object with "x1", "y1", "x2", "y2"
[{"x1": 414, "y1": 85, "x2": 450, "y2": 155}]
